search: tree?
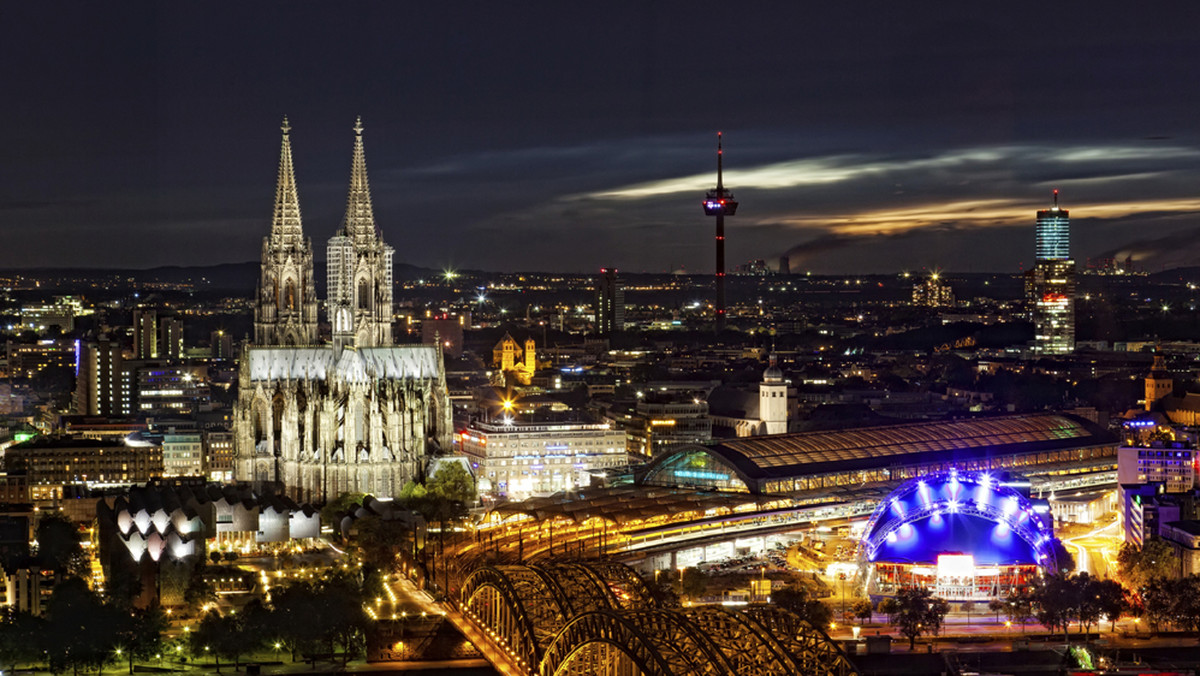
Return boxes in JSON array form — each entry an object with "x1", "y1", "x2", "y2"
[
  {"x1": 188, "y1": 611, "x2": 230, "y2": 674},
  {"x1": 644, "y1": 579, "x2": 681, "y2": 609},
  {"x1": 266, "y1": 581, "x2": 325, "y2": 662},
  {"x1": 988, "y1": 598, "x2": 1006, "y2": 623},
  {"x1": 43, "y1": 578, "x2": 121, "y2": 675},
  {"x1": 36, "y1": 513, "x2": 87, "y2": 578},
  {"x1": 1091, "y1": 578, "x2": 1128, "y2": 632},
  {"x1": 678, "y1": 567, "x2": 707, "y2": 599},
  {"x1": 927, "y1": 597, "x2": 950, "y2": 637},
  {"x1": 1141, "y1": 576, "x2": 1174, "y2": 633},
  {"x1": 1032, "y1": 574, "x2": 1077, "y2": 641},
  {"x1": 398, "y1": 481, "x2": 427, "y2": 501},
  {"x1": 354, "y1": 515, "x2": 410, "y2": 570},
  {"x1": 189, "y1": 609, "x2": 261, "y2": 673},
  {"x1": 1004, "y1": 587, "x2": 1036, "y2": 632},
  {"x1": 880, "y1": 586, "x2": 947, "y2": 649},
  {"x1": 114, "y1": 605, "x2": 167, "y2": 674},
  {"x1": 426, "y1": 462, "x2": 477, "y2": 505},
  {"x1": 1048, "y1": 540, "x2": 1077, "y2": 576},
  {"x1": 183, "y1": 565, "x2": 216, "y2": 613},
  {"x1": 1074, "y1": 573, "x2": 1104, "y2": 635},
  {"x1": 103, "y1": 563, "x2": 144, "y2": 609},
  {"x1": 316, "y1": 570, "x2": 370, "y2": 664},
  {"x1": 773, "y1": 585, "x2": 833, "y2": 629},
  {"x1": 850, "y1": 598, "x2": 874, "y2": 624},
  {"x1": 1165, "y1": 575, "x2": 1200, "y2": 634},
  {"x1": 1117, "y1": 539, "x2": 1177, "y2": 590},
  {"x1": 320, "y1": 492, "x2": 366, "y2": 535},
  {"x1": 209, "y1": 551, "x2": 223, "y2": 565},
  {"x1": 1028, "y1": 572, "x2": 1114, "y2": 639},
  {"x1": 0, "y1": 609, "x2": 46, "y2": 674}
]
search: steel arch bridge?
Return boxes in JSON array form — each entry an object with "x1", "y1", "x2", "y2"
[{"x1": 458, "y1": 561, "x2": 859, "y2": 676}]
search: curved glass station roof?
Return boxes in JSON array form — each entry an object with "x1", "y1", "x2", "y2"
[{"x1": 643, "y1": 413, "x2": 1115, "y2": 494}]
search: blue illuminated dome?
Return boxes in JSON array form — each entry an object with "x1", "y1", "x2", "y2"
[{"x1": 861, "y1": 470, "x2": 1059, "y2": 569}]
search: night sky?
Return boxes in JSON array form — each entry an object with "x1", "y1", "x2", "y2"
[{"x1": 3, "y1": 2, "x2": 1200, "y2": 274}]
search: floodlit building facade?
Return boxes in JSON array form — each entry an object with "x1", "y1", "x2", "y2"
[
  {"x1": 459, "y1": 419, "x2": 628, "y2": 499},
  {"x1": 1027, "y1": 191, "x2": 1075, "y2": 354},
  {"x1": 327, "y1": 117, "x2": 395, "y2": 352},
  {"x1": 233, "y1": 118, "x2": 452, "y2": 503}
]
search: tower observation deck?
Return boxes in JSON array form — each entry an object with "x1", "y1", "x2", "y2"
[{"x1": 703, "y1": 133, "x2": 738, "y2": 331}]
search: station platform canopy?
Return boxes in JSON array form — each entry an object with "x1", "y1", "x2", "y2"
[{"x1": 487, "y1": 486, "x2": 780, "y2": 525}]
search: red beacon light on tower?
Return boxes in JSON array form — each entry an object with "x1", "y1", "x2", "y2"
[
  {"x1": 702, "y1": 132, "x2": 738, "y2": 216},
  {"x1": 702, "y1": 194, "x2": 738, "y2": 215}
]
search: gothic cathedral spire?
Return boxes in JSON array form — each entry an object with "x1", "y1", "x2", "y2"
[
  {"x1": 328, "y1": 117, "x2": 395, "y2": 351},
  {"x1": 272, "y1": 116, "x2": 304, "y2": 245},
  {"x1": 254, "y1": 117, "x2": 319, "y2": 346},
  {"x1": 342, "y1": 116, "x2": 378, "y2": 244}
]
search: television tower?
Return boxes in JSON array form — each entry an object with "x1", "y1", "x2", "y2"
[{"x1": 703, "y1": 132, "x2": 738, "y2": 331}]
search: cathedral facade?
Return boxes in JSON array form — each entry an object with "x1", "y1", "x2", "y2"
[{"x1": 233, "y1": 119, "x2": 451, "y2": 504}]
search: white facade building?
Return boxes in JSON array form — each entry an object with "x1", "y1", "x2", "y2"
[
  {"x1": 759, "y1": 353, "x2": 789, "y2": 435},
  {"x1": 162, "y1": 432, "x2": 204, "y2": 477},
  {"x1": 460, "y1": 420, "x2": 628, "y2": 499}
]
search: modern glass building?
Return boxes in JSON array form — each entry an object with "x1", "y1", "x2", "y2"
[
  {"x1": 1035, "y1": 192, "x2": 1070, "y2": 261},
  {"x1": 1029, "y1": 191, "x2": 1075, "y2": 354}
]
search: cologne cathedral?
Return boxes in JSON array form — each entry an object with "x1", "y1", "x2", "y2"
[{"x1": 233, "y1": 118, "x2": 452, "y2": 503}]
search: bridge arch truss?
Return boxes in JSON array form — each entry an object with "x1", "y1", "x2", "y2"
[{"x1": 459, "y1": 561, "x2": 858, "y2": 676}]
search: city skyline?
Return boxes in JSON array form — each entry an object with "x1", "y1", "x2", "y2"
[{"x1": 3, "y1": 3, "x2": 1200, "y2": 274}]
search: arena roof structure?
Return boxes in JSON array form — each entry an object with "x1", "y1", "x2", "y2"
[
  {"x1": 642, "y1": 413, "x2": 1117, "y2": 495},
  {"x1": 860, "y1": 470, "x2": 1057, "y2": 567}
]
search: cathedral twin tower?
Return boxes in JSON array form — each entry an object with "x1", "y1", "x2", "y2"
[
  {"x1": 234, "y1": 118, "x2": 451, "y2": 504},
  {"x1": 253, "y1": 117, "x2": 392, "y2": 348}
]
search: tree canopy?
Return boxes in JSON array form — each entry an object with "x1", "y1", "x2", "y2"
[
  {"x1": 878, "y1": 586, "x2": 948, "y2": 649},
  {"x1": 1117, "y1": 539, "x2": 1176, "y2": 590},
  {"x1": 772, "y1": 584, "x2": 833, "y2": 629},
  {"x1": 426, "y1": 462, "x2": 477, "y2": 505},
  {"x1": 35, "y1": 513, "x2": 86, "y2": 577}
]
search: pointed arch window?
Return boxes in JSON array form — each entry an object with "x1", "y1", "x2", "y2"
[{"x1": 358, "y1": 279, "x2": 371, "y2": 310}]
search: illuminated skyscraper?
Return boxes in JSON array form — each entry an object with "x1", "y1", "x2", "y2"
[
  {"x1": 1027, "y1": 190, "x2": 1075, "y2": 354},
  {"x1": 594, "y1": 268, "x2": 624, "y2": 335},
  {"x1": 1036, "y1": 190, "x2": 1070, "y2": 260},
  {"x1": 133, "y1": 309, "x2": 157, "y2": 359}
]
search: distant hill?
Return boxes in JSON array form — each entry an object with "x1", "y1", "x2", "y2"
[
  {"x1": 1, "y1": 261, "x2": 440, "y2": 293},
  {"x1": 1147, "y1": 266, "x2": 1200, "y2": 284}
]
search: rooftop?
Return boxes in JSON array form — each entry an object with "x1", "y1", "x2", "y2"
[
  {"x1": 489, "y1": 486, "x2": 773, "y2": 524},
  {"x1": 682, "y1": 413, "x2": 1117, "y2": 484}
]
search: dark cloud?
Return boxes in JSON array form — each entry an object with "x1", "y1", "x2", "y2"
[{"x1": 3, "y1": 3, "x2": 1200, "y2": 271}]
